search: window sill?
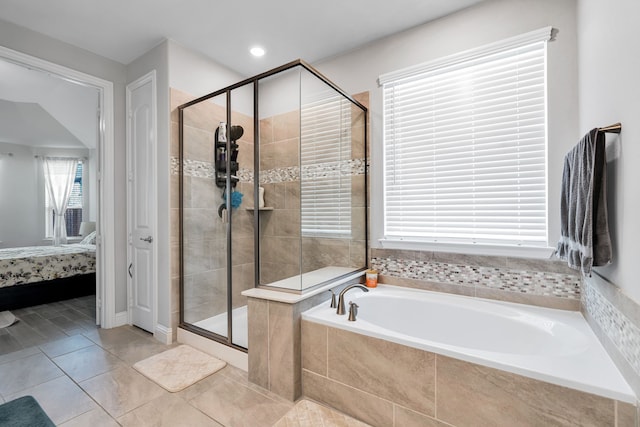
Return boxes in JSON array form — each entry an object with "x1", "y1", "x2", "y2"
[{"x1": 377, "y1": 238, "x2": 555, "y2": 260}]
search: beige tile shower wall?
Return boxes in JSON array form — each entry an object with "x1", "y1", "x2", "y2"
[
  {"x1": 170, "y1": 88, "x2": 256, "y2": 334},
  {"x1": 230, "y1": 104, "x2": 257, "y2": 309},
  {"x1": 259, "y1": 111, "x2": 302, "y2": 284},
  {"x1": 353, "y1": 92, "x2": 370, "y2": 265},
  {"x1": 301, "y1": 321, "x2": 635, "y2": 427},
  {"x1": 300, "y1": 94, "x2": 368, "y2": 274},
  {"x1": 170, "y1": 88, "x2": 188, "y2": 337},
  {"x1": 259, "y1": 92, "x2": 369, "y2": 285},
  {"x1": 172, "y1": 89, "x2": 227, "y2": 326}
]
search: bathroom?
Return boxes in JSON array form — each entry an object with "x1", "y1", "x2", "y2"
[
  {"x1": 0, "y1": 0, "x2": 639, "y2": 425},
  {"x1": 168, "y1": 0, "x2": 640, "y2": 425}
]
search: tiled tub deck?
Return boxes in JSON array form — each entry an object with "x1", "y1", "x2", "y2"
[{"x1": 301, "y1": 287, "x2": 637, "y2": 427}]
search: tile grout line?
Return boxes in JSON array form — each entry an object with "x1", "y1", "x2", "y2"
[
  {"x1": 6, "y1": 297, "x2": 314, "y2": 426},
  {"x1": 2, "y1": 300, "x2": 165, "y2": 426},
  {"x1": 267, "y1": 300, "x2": 271, "y2": 391},
  {"x1": 304, "y1": 367, "x2": 441, "y2": 425},
  {"x1": 304, "y1": 369, "x2": 397, "y2": 413},
  {"x1": 434, "y1": 354, "x2": 438, "y2": 421},
  {"x1": 325, "y1": 326, "x2": 329, "y2": 379},
  {"x1": 392, "y1": 403, "x2": 396, "y2": 427},
  {"x1": 43, "y1": 329, "x2": 125, "y2": 425}
]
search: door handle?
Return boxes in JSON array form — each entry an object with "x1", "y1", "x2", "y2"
[
  {"x1": 140, "y1": 236, "x2": 153, "y2": 243},
  {"x1": 128, "y1": 263, "x2": 133, "y2": 278}
]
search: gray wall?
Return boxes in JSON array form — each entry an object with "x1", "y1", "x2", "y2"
[
  {"x1": 0, "y1": 142, "x2": 41, "y2": 247},
  {"x1": 577, "y1": 0, "x2": 640, "y2": 303},
  {"x1": 314, "y1": 0, "x2": 579, "y2": 257},
  {"x1": 577, "y1": 0, "x2": 640, "y2": 394}
]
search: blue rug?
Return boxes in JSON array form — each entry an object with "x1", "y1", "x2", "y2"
[{"x1": 0, "y1": 396, "x2": 55, "y2": 427}]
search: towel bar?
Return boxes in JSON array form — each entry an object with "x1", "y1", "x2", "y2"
[{"x1": 598, "y1": 122, "x2": 622, "y2": 134}]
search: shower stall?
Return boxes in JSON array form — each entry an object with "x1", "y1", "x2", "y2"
[{"x1": 178, "y1": 60, "x2": 367, "y2": 350}]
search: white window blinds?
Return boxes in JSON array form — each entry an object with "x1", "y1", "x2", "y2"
[
  {"x1": 300, "y1": 94, "x2": 352, "y2": 237},
  {"x1": 381, "y1": 28, "x2": 554, "y2": 247}
]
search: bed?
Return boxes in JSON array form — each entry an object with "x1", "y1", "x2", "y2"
[{"x1": 0, "y1": 243, "x2": 96, "y2": 311}]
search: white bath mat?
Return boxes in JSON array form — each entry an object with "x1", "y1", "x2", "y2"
[
  {"x1": 0, "y1": 311, "x2": 18, "y2": 329},
  {"x1": 133, "y1": 344, "x2": 226, "y2": 392}
]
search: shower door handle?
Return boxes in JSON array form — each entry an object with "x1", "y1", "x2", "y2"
[{"x1": 140, "y1": 236, "x2": 153, "y2": 243}]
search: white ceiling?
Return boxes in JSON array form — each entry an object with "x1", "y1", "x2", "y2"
[{"x1": 0, "y1": 0, "x2": 485, "y2": 76}]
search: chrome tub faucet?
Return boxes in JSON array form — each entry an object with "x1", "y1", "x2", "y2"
[
  {"x1": 328, "y1": 289, "x2": 337, "y2": 308},
  {"x1": 336, "y1": 284, "x2": 369, "y2": 315}
]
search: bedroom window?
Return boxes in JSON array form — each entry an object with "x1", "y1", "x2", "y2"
[
  {"x1": 45, "y1": 161, "x2": 83, "y2": 238},
  {"x1": 380, "y1": 27, "x2": 555, "y2": 249}
]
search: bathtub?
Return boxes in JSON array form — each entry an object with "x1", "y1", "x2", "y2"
[{"x1": 302, "y1": 284, "x2": 635, "y2": 403}]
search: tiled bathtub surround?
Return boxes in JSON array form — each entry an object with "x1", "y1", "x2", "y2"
[
  {"x1": 372, "y1": 256, "x2": 580, "y2": 298},
  {"x1": 370, "y1": 248, "x2": 582, "y2": 309},
  {"x1": 583, "y1": 283, "x2": 640, "y2": 375},
  {"x1": 582, "y1": 273, "x2": 640, "y2": 398},
  {"x1": 247, "y1": 287, "x2": 349, "y2": 401},
  {"x1": 302, "y1": 320, "x2": 636, "y2": 427}
]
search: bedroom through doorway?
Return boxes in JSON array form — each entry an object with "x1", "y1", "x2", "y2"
[{"x1": 0, "y1": 46, "x2": 116, "y2": 330}]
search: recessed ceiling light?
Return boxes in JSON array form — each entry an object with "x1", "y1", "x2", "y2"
[{"x1": 250, "y1": 46, "x2": 265, "y2": 57}]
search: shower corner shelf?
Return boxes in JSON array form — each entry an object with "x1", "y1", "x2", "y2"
[{"x1": 246, "y1": 207, "x2": 274, "y2": 211}]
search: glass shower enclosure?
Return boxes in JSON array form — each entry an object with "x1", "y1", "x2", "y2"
[{"x1": 179, "y1": 60, "x2": 367, "y2": 350}]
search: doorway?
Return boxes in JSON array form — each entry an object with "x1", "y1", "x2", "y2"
[{"x1": 0, "y1": 45, "x2": 117, "y2": 327}]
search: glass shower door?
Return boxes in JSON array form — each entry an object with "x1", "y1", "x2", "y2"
[
  {"x1": 179, "y1": 59, "x2": 368, "y2": 351},
  {"x1": 181, "y1": 93, "x2": 230, "y2": 342},
  {"x1": 229, "y1": 82, "x2": 255, "y2": 348}
]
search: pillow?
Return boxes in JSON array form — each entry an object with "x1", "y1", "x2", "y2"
[{"x1": 80, "y1": 230, "x2": 97, "y2": 245}]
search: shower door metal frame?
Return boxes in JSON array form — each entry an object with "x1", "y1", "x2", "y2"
[{"x1": 178, "y1": 59, "x2": 369, "y2": 351}]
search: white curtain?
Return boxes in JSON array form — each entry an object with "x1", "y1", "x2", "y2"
[{"x1": 43, "y1": 157, "x2": 78, "y2": 246}]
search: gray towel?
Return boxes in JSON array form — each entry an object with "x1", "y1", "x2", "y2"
[{"x1": 554, "y1": 128, "x2": 612, "y2": 275}]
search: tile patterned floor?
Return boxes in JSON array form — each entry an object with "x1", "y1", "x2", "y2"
[
  {"x1": 0, "y1": 296, "x2": 370, "y2": 426},
  {"x1": 273, "y1": 400, "x2": 372, "y2": 427}
]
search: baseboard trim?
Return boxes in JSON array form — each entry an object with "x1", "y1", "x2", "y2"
[
  {"x1": 113, "y1": 311, "x2": 129, "y2": 327},
  {"x1": 154, "y1": 324, "x2": 173, "y2": 345}
]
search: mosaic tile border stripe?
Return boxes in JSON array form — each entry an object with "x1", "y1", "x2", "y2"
[
  {"x1": 171, "y1": 157, "x2": 366, "y2": 184},
  {"x1": 370, "y1": 256, "x2": 582, "y2": 299},
  {"x1": 171, "y1": 158, "x2": 214, "y2": 179},
  {"x1": 582, "y1": 281, "x2": 640, "y2": 378}
]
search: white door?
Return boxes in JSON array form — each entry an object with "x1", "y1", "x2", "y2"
[{"x1": 126, "y1": 71, "x2": 157, "y2": 333}]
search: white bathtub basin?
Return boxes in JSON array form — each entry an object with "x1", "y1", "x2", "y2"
[{"x1": 302, "y1": 285, "x2": 635, "y2": 403}]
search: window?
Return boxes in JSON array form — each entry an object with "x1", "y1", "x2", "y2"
[
  {"x1": 45, "y1": 161, "x2": 83, "y2": 237},
  {"x1": 380, "y1": 27, "x2": 555, "y2": 248},
  {"x1": 300, "y1": 94, "x2": 352, "y2": 237}
]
